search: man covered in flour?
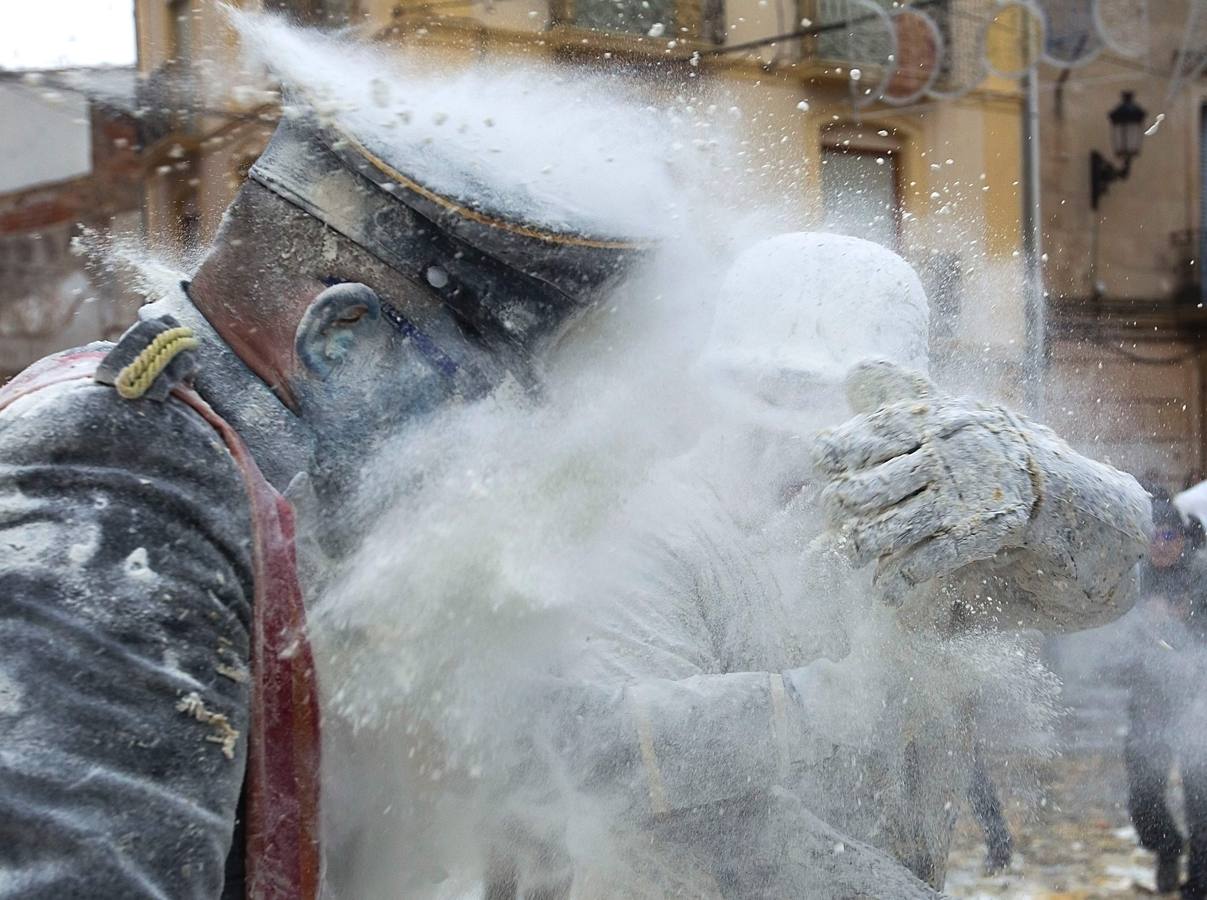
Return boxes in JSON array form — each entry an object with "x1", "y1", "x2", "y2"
[{"x1": 500, "y1": 232, "x2": 1150, "y2": 899}]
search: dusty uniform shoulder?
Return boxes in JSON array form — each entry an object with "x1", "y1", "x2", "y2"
[
  {"x1": 93, "y1": 313, "x2": 201, "y2": 402},
  {"x1": 0, "y1": 317, "x2": 257, "y2": 899}
]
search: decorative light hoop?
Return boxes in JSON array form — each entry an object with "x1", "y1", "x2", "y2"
[
  {"x1": 881, "y1": 6, "x2": 945, "y2": 106},
  {"x1": 1092, "y1": 0, "x2": 1150, "y2": 59},
  {"x1": 982, "y1": 0, "x2": 1046, "y2": 80},
  {"x1": 1038, "y1": 0, "x2": 1105, "y2": 68},
  {"x1": 925, "y1": 0, "x2": 992, "y2": 100},
  {"x1": 836, "y1": 0, "x2": 900, "y2": 109}
]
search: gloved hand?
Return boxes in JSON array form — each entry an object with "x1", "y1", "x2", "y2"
[
  {"x1": 813, "y1": 359, "x2": 1151, "y2": 632},
  {"x1": 813, "y1": 359, "x2": 1037, "y2": 607}
]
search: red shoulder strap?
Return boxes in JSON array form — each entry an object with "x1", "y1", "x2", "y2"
[
  {"x1": 181, "y1": 384, "x2": 322, "y2": 900},
  {"x1": 0, "y1": 352, "x2": 322, "y2": 900},
  {"x1": 0, "y1": 348, "x2": 115, "y2": 405}
]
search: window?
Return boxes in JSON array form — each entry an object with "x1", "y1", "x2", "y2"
[
  {"x1": 262, "y1": 0, "x2": 360, "y2": 27},
  {"x1": 814, "y1": 0, "x2": 894, "y2": 62},
  {"x1": 919, "y1": 0, "x2": 952, "y2": 54},
  {"x1": 809, "y1": 1, "x2": 902, "y2": 104},
  {"x1": 565, "y1": 0, "x2": 723, "y2": 41},
  {"x1": 916, "y1": 0, "x2": 990, "y2": 98},
  {"x1": 820, "y1": 145, "x2": 900, "y2": 249},
  {"x1": 569, "y1": 0, "x2": 677, "y2": 36}
]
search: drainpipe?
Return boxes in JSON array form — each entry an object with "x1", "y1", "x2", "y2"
[{"x1": 1021, "y1": 67, "x2": 1046, "y2": 416}]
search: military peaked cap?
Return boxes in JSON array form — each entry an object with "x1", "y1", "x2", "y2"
[{"x1": 249, "y1": 115, "x2": 647, "y2": 371}]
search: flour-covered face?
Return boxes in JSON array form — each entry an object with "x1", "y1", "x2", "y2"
[
  {"x1": 284, "y1": 201, "x2": 518, "y2": 440},
  {"x1": 710, "y1": 362, "x2": 859, "y2": 439},
  {"x1": 294, "y1": 281, "x2": 504, "y2": 446},
  {"x1": 700, "y1": 362, "x2": 853, "y2": 513},
  {"x1": 702, "y1": 231, "x2": 932, "y2": 460}
]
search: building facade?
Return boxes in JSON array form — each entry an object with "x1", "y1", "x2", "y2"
[
  {"x1": 0, "y1": 68, "x2": 145, "y2": 380},
  {"x1": 1038, "y1": 0, "x2": 1207, "y2": 487},
  {"x1": 133, "y1": 0, "x2": 1034, "y2": 393}
]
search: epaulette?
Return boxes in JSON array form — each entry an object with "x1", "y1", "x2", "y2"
[{"x1": 94, "y1": 315, "x2": 201, "y2": 402}]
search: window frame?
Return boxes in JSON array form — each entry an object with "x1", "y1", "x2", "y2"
[
  {"x1": 550, "y1": 0, "x2": 723, "y2": 45},
  {"x1": 818, "y1": 140, "x2": 903, "y2": 250}
]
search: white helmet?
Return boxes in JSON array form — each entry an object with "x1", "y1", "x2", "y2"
[{"x1": 703, "y1": 232, "x2": 930, "y2": 391}]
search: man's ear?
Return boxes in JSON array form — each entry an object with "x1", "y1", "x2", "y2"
[{"x1": 295, "y1": 282, "x2": 382, "y2": 379}]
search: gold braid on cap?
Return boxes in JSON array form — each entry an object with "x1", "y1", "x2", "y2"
[{"x1": 337, "y1": 129, "x2": 647, "y2": 252}]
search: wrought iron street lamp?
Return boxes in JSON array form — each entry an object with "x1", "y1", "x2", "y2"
[{"x1": 1090, "y1": 90, "x2": 1147, "y2": 209}]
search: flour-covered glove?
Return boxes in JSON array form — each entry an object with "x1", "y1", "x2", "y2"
[
  {"x1": 814, "y1": 360, "x2": 1034, "y2": 604},
  {"x1": 813, "y1": 360, "x2": 1150, "y2": 630}
]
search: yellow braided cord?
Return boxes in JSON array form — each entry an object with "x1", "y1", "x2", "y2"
[{"x1": 115, "y1": 327, "x2": 199, "y2": 399}]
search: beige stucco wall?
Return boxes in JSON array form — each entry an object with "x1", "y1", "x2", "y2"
[
  {"x1": 1047, "y1": 336, "x2": 1204, "y2": 484},
  {"x1": 1039, "y1": 0, "x2": 1197, "y2": 303},
  {"x1": 1036, "y1": 0, "x2": 1207, "y2": 487}
]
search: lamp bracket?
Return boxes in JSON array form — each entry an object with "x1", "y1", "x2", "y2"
[{"x1": 1091, "y1": 149, "x2": 1133, "y2": 209}]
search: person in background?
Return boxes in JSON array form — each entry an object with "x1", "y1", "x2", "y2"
[
  {"x1": 968, "y1": 747, "x2": 1013, "y2": 874},
  {"x1": 1125, "y1": 489, "x2": 1207, "y2": 898}
]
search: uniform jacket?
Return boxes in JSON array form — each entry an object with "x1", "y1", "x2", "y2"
[{"x1": 0, "y1": 289, "x2": 320, "y2": 899}]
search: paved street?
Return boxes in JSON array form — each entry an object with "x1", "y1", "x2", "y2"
[
  {"x1": 947, "y1": 752, "x2": 1161, "y2": 899},
  {"x1": 947, "y1": 633, "x2": 1175, "y2": 899}
]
